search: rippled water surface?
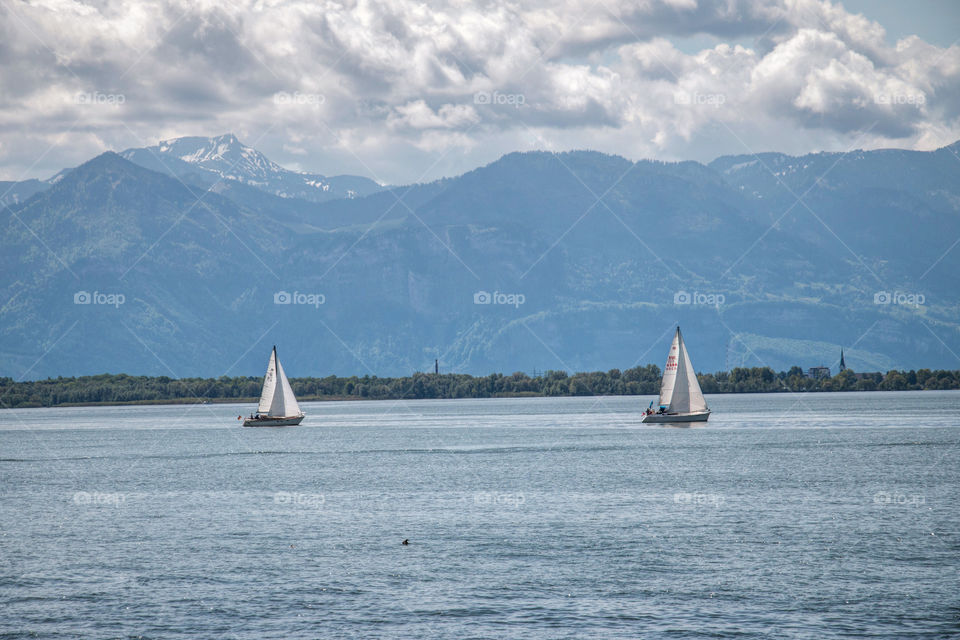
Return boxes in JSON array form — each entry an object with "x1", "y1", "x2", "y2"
[{"x1": 1, "y1": 392, "x2": 959, "y2": 638}]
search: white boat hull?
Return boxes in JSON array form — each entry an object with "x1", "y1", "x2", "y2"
[
  {"x1": 642, "y1": 411, "x2": 710, "y2": 424},
  {"x1": 242, "y1": 415, "x2": 304, "y2": 427}
]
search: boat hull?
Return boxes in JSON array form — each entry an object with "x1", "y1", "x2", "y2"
[
  {"x1": 642, "y1": 411, "x2": 710, "y2": 424},
  {"x1": 242, "y1": 415, "x2": 304, "y2": 427}
]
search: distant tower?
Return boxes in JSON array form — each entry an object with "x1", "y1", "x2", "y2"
[
  {"x1": 435, "y1": 359, "x2": 439, "y2": 374},
  {"x1": 839, "y1": 349, "x2": 846, "y2": 372}
]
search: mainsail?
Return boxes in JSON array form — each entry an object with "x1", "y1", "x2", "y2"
[
  {"x1": 660, "y1": 328, "x2": 708, "y2": 414},
  {"x1": 658, "y1": 331, "x2": 680, "y2": 408},
  {"x1": 257, "y1": 346, "x2": 302, "y2": 417}
]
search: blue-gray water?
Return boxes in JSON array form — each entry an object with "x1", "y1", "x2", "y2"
[{"x1": 1, "y1": 392, "x2": 958, "y2": 639}]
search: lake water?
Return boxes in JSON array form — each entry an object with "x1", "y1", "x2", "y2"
[{"x1": 1, "y1": 392, "x2": 958, "y2": 639}]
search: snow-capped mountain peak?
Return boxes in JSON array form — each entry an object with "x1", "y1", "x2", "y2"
[
  {"x1": 120, "y1": 134, "x2": 382, "y2": 202},
  {"x1": 153, "y1": 133, "x2": 284, "y2": 184}
]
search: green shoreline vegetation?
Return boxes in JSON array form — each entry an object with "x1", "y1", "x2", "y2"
[{"x1": 2, "y1": 366, "x2": 959, "y2": 409}]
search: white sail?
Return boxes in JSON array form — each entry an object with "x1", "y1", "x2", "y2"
[
  {"x1": 669, "y1": 333, "x2": 692, "y2": 413},
  {"x1": 257, "y1": 347, "x2": 302, "y2": 417},
  {"x1": 275, "y1": 356, "x2": 301, "y2": 417},
  {"x1": 678, "y1": 333, "x2": 708, "y2": 413},
  {"x1": 662, "y1": 328, "x2": 709, "y2": 414},
  {"x1": 658, "y1": 331, "x2": 680, "y2": 407},
  {"x1": 257, "y1": 348, "x2": 278, "y2": 414}
]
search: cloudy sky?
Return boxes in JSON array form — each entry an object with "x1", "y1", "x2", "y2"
[{"x1": 1, "y1": 0, "x2": 958, "y2": 184}]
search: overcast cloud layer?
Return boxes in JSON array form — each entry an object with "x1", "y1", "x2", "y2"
[{"x1": 1, "y1": 0, "x2": 958, "y2": 183}]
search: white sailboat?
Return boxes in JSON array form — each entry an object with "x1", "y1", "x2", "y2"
[
  {"x1": 642, "y1": 327, "x2": 710, "y2": 423},
  {"x1": 242, "y1": 346, "x2": 305, "y2": 427}
]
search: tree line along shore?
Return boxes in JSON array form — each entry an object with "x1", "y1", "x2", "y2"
[{"x1": 2, "y1": 366, "x2": 959, "y2": 409}]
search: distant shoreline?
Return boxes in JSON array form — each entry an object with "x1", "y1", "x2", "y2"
[
  {"x1": 3, "y1": 367, "x2": 958, "y2": 409},
  {"x1": 8, "y1": 387, "x2": 957, "y2": 410}
]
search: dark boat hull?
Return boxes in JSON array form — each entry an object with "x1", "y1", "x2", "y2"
[
  {"x1": 641, "y1": 411, "x2": 710, "y2": 424},
  {"x1": 242, "y1": 415, "x2": 304, "y2": 427}
]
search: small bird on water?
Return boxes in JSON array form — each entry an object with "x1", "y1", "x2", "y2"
[{"x1": 401, "y1": 539, "x2": 409, "y2": 545}]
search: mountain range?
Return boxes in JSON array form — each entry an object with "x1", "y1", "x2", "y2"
[{"x1": 2, "y1": 134, "x2": 958, "y2": 380}]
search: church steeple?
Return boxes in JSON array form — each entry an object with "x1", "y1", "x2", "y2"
[{"x1": 839, "y1": 348, "x2": 846, "y2": 372}]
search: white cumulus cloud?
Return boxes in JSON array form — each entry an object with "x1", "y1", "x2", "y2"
[{"x1": 0, "y1": 0, "x2": 957, "y2": 183}]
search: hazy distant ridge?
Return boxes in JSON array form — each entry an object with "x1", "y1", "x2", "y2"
[{"x1": 1, "y1": 139, "x2": 958, "y2": 378}]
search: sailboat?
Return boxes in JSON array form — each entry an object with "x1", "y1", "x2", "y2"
[
  {"x1": 242, "y1": 346, "x2": 305, "y2": 427},
  {"x1": 642, "y1": 327, "x2": 710, "y2": 423}
]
